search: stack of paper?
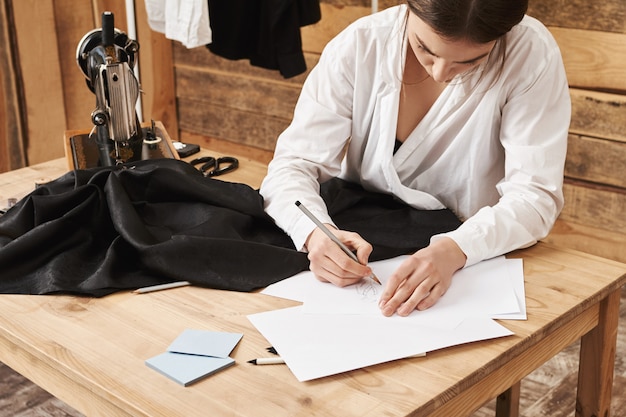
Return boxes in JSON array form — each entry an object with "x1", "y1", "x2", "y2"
[
  {"x1": 249, "y1": 256, "x2": 525, "y2": 381},
  {"x1": 146, "y1": 329, "x2": 242, "y2": 386}
]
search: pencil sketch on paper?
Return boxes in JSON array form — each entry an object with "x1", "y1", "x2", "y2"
[{"x1": 355, "y1": 279, "x2": 379, "y2": 303}]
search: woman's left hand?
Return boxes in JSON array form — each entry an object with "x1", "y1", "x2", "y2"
[{"x1": 378, "y1": 237, "x2": 466, "y2": 316}]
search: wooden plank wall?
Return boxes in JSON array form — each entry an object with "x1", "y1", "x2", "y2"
[
  {"x1": 528, "y1": 1, "x2": 626, "y2": 262},
  {"x1": 173, "y1": 0, "x2": 626, "y2": 263},
  {"x1": 1, "y1": 0, "x2": 624, "y2": 263},
  {"x1": 172, "y1": 1, "x2": 373, "y2": 163},
  {"x1": 0, "y1": 0, "x2": 177, "y2": 169},
  {"x1": 0, "y1": 0, "x2": 27, "y2": 172}
]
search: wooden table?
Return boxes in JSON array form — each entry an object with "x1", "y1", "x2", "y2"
[{"x1": 1, "y1": 153, "x2": 625, "y2": 417}]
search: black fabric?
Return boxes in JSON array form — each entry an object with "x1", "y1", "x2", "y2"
[
  {"x1": 323, "y1": 179, "x2": 462, "y2": 261},
  {"x1": 0, "y1": 159, "x2": 306, "y2": 296},
  {"x1": 0, "y1": 159, "x2": 461, "y2": 297},
  {"x1": 393, "y1": 138, "x2": 403, "y2": 154},
  {"x1": 206, "y1": 0, "x2": 321, "y2": 78}
]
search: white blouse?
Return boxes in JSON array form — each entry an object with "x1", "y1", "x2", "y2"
[{"x1": 259, "y1": 5, "x2": 571, "y2": 267}]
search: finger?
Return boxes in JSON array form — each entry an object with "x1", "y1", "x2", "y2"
[
  {"x1": 314, "y1": 270, "x2": 363, "y2": 287},
  {"x1": 308, "y1": 250, "x2": 363, "y2": 287},
  {"x1": 381, "y1": 276, "x2": 434, "y2": 317},
  {"x1": 396, "y1": 279, "x2": 433, "y2": 316},
  {"x1": 379, "y1": 280, "x2": 412, "y2": 316},
  {"x1": 325, "y1": 246, "x2": 372, "y2": 281},
  {"x1": 330, "y1": 231, "x2": 373, "y2": 277},
  {"x1": 312, "y1": 263, "x2": 363, "y2": 286},
  {"x1": 309, "y1": 227, "x2": 372, "y2": 278},
  {"x1": 378, "y1": 257, "x2": 427, "y2": 307},
  {"x1": 416, "y1": 282, "x2": 448, "y2": 311},
  {"x1": 347, "y1": 234, "x2": 373, "y2": 266},
  {"x1": 378, "y1": 255, "x2": 434, "y2": 316}
]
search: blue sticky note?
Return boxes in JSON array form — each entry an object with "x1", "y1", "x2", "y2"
[
  {"x1": 145, "y1": 352, "x2": 235, "y2": 386},
  {"x1": 167, "y1": 329, "x2": 243, "y2": 358}
]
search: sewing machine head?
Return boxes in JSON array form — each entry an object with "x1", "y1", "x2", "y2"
[
  {"x1": 66, "y1": 11, "x2": 177, "y2": 170},
  {"x1": 76, "y1": 11, "x2": 143, "y2": 165}
]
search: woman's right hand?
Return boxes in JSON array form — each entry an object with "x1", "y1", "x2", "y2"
[{"x1": 304, "y1": 225, "x2": 374, "y2": 287}]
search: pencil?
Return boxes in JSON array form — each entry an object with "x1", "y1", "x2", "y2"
[
  {"x1": 295, "y1": 201, "x2": 382, "y2": 285},
  {"x1": 247, "y1": 357, "x2": 286, "y2": 365},
  {"x1": 132, "y1": 281, "x2": 191, "y2": 294}
]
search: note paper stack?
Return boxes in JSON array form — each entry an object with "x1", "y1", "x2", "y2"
[{"x1": 146, "y1": 329, "x2": 243, "y2": 386}]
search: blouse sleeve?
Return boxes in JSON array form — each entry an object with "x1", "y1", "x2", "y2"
[
  {"x1": 259, "y1": 29, "x2": 358, "y2": 250},
  {"x1": 435, "y1": 35, "x2": 571, "y2": 266}
]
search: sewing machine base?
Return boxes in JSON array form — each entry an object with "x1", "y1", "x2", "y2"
[{"x1": 64, "y1": 121, "x2": 179, "y2": 170}]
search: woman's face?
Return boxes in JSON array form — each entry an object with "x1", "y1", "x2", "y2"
[{"x1": 407, "y1": 12, "x2": 496, "y2": 83}]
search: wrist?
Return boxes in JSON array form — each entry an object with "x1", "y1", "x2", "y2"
[
  {"x1": 304, "y1": 224, "x2": 336, "y2": 251},
  {"x1": 431, "y1": 237, "x2": 467, "y2": 271}
]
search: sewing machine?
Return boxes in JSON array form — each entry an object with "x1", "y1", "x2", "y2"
[{"x1": 65, "y1": 11, "x2": 178, "y2": 169}]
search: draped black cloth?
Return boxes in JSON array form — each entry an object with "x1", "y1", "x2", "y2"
[{"x1": 0, "y1": 159, "x2": 461, "y2": 296}]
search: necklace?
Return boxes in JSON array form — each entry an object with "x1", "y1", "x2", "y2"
[
  {"x1": 402, "y1": 47, "x2": 430, "y2": 86},
  {"x1": 401, "y1": 72, "x2": 430, "y2": 86}
]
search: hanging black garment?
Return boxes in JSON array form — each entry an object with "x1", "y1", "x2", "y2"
[
  {"x1": 0, "y1": 159, "x2": 461, "y2": 297},
  {"x1": 207, "y1": 0, "x2": 321, "y2": 78}
]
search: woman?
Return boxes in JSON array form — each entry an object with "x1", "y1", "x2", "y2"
[{"x1": 259, "y1": 0, "x2": 570, "y2": 316}]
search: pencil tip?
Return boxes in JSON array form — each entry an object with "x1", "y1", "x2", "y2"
[
  {"x1": 295, "y1": 200, "x2": 301, "y2": 206},
  {"x1": 247, "y1": 359, "x2": 257, "y2": 365}
]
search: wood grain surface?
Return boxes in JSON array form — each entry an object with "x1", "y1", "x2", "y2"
[
  {"x1": 0, "y1": 155, "x2": 626, "y2": 417},
  {"x1": 0, "y1": 285, "x2": 624, "y2": 417}
]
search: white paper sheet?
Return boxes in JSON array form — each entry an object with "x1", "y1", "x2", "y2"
[
  {"x1": 491, "y1": 258, "x2": 527, "y2": 320},
  {"x1": 253, "y1": 255, "x2": 526, "y2": 381},
  {"x1": 422, "y1": 256, "x2": 520, "y2": 317},
  {"x1": 263, "y1": 256, "x2": 522, "y2": 323},
  {"x1": 248, "y1": 306, "x2": 514, "y2": 382}
]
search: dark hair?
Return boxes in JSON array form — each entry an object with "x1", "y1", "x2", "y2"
[{"x1": 406, "y1": 0, "x2": 528, "y2": 44}]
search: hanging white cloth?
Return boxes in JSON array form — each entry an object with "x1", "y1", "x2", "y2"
[{"x1": 144, "y1": 0, "x2": 212, "y2": 48}]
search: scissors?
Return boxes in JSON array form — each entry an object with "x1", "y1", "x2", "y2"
[{"x1": 189, "y1": 156, "x2": 239, "y2": 177}]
